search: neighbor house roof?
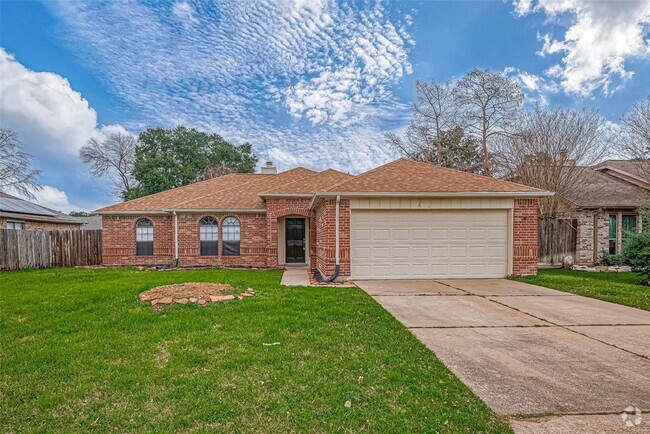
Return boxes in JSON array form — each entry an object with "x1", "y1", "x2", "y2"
[
  {"x1": 592, "y1": 160, "x2": 650, "y2": 189},
  {"x1": 562, "y1": 167, "x2": 647, "y2": 209},
  {"x1": 0, "y1": 191, "x2": 82, "y2": 225},
  {"x1": 96, "y1": 168, "x2": 316, "y2": 213},
  {"x1": 323, "y1": 159, "x2": 547, "y2": 194}
]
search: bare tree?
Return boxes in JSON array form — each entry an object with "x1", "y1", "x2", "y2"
[
  {"x1": 454, "y1": 69, "x2": 524, "y2": 175},
  {"x1": 615, "y1": 96, "x2": 650, "y2": 179},
  {"x1": 411, "y1": 80, "x2": 457, "y2": 164},
  {"x1": 80, "y1": 132, "x2": 136, "y2": 199},
  {"x1": 494, "y1": 105, "x2": 607, "y2": 217},
  {"x1": 0, "y1": 129, "x2": 41, "y2": 199},
  {"x1": 197, "y1": 162, "x2": 237, "y2": 180},
  {"x1": 386, "y1": 125, "x2": 482, "y2": 173}
]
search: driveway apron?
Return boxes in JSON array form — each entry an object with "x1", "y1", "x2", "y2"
[{"x1": 356, "y1": 279, "x2": 650, "y2": 433}]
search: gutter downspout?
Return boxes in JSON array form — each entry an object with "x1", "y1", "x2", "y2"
[
  {"x1": 325, "y1": 196, "x2": 340, "y2": 282},
  {"x1": 173, "y1": 211, "x2": 179, "y2": 267}
]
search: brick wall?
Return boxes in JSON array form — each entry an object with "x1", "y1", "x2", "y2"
[
  {"x1": 102, "y1": 213, "x2": 269, "y2": 267},
  {"x1": 512, "y1": 198, "x2": 539, "y2": 276},
  {"x1": 315, "y1": 198, "x2": 350, "y2": 280},
  {"x1": 0, "y1": 217, "x2": 82, "y2": 231},
  {"x1": 102, "y1": 215, "x2": 174, "y2": 266}
]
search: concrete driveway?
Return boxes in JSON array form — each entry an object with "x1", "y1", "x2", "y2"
[{"x1": 356, "y1": 279, "x2": 650, "y2": 433}]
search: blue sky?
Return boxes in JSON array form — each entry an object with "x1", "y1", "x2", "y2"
[{"x1": 1, "y1": 0, "x2": 649, "y2": 212}]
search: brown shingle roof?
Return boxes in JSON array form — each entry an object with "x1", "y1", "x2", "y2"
[
  {"x1": 325, "y1": 159, "x2": 545, "y2": 193},
  {"x1": 261, "y1": 169, "x2": 354, "y2": 195},
  {"x1": 96, "y1": 168, "x2": 316, "y2": 213},
  {"x1": 563, "y1": 167, "x2": 647, "y2": 209},
  {"x1": 173, "y1": 167, "x2": 316, "y2": 209}
]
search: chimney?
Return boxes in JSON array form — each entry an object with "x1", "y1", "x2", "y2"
[{"x1": 261, "y1": 161, "x2": 277, "y2": 175}]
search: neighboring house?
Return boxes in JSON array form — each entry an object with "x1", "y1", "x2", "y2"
[
  {"x1": 96, "y1": 159, "x2": 551, "y2": 280},
  {"x1": 69, "y1": 214, "x2": 103, "y2": 230},
  {"x1": 0, "y1": 192, "x2": 83, "y2": 230},
  {"x1": 562, "y1": 160, "x2": 648, "y2": 265}
]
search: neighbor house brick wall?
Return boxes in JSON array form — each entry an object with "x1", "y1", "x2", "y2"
[
  {"x1": 0, "y1": 217, "x2": 81, "y2": 231},
  {"x1": 576, "y1": 210, "x2": 609, "y2": 265},
  {"x1": 512, "y1": 198, "x2": 539, "y2": 276},
  {"x1": 102, "y1": 213, "x2": 268, "y2": 267},
  {"x1": 315, "y1": 198, "x2": 350, "y2": 280},
  {"x1": 265, "y1": 199, "x2": 313, "y2": 267}
]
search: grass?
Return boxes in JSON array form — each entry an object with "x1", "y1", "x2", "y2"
[
  {"x1": 0, "y1": 268, "x2": 510, "y2": 433},
  {"x1": 515, "y1": 269, "x2": 650, "y2": 311}
]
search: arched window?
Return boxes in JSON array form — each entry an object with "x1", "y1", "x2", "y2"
[
  {"x1": 199, "y1": 216, "x2": 218, "y2": 256},
  {"x1": 222, "y1": 217, "x2": 240, "y2": 256},
  {"x1": 135, "y1": 218, "x2": 153, "y2": 256}
]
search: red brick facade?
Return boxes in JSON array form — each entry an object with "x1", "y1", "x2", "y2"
[
  {"x1": 512, "y1": 198, "x2": 539, "y2": 276},
  {"x1": 0, "y1": 217, "x2": 82, "y2": 231},
  {"x1": 314, "y1": 198, "x2": 351, "y2": 279},
  {"x1": 101, "y1": 197, "x2": 540, "y2": 277},
  {"x1": 102, "y1": 213, "x2": 267, "y2": 267}
]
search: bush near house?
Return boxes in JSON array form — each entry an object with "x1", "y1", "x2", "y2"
[{"x1": 622, "y1": 231, "x2": 650, "y2": 283}]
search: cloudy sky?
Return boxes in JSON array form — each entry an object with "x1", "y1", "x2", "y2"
[{"x1": 1, "y1": 0, "x2": 649, "y2": 212}]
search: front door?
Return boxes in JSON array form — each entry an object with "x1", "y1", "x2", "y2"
[{"x1": 286, "y1": 218, "x2": 306, "y2": 263}]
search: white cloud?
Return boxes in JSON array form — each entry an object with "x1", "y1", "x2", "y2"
[
  {"x1": 0, "y1": 49, "x2": 124, "y2": 155},
  {"x1": 172, "y1": 1, "x2": 198, "y2": 25},
  {"x1": 46, "y1": 0, "x2": 413, "y2": 172},
  {"x1": 513, "y1": 0, "x2": 650, "y2": 95},
  {"x1": 504, "y1": 66, "x2": 558, "y2": 105}
]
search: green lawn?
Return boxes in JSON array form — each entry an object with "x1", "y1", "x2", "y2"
[
  {"x1": 515, "y1": 269, "x2": 650, "y2": 311},
  {"x1": 0, "y1": 268, "x2": 509, "y2": 433}
]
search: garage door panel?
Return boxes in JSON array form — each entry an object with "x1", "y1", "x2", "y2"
[{"x1": 351, "y1": 209, "x2": 508, "y2": 279}]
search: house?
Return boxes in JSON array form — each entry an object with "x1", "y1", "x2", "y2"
[
  {"x1": 562, "y1": 160, "x2": 648, "y2": 265},
  {"x1": 0, "y1": 192, "x2": 83, "y2": 230},
  {"x1": 69, "y1": 214, "x2": 103, "y2": 230},
  {"x1": 95, "y1": 159, "x2": 551, "y2": 280}
]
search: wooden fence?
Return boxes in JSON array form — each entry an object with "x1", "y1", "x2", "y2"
[
  {"x1": 538, "y1": 218, "x2": 577, "y2": 266},
  {"x1": 0, "y1": 229, "x2": 102, "y2": 271}
]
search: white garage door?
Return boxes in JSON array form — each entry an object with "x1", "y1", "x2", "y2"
[{"x1": 351, "y1": 209, "x2": 509, "y2": 279}]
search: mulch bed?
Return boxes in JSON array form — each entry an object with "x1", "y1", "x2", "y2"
[{"x1": 139, "y1": 282, "x2": 255, "y2": 308}]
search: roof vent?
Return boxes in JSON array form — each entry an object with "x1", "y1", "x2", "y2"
[{"x1": 261, "y1": 161, "x2": 277, "y2": 174}]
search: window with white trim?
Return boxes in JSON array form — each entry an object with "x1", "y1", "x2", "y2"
[
  {"x1": 199, "y1": 216, "x2": 218, "y2": 256},
  {"x1": 222, "y1": 217, "x2": 240, "y2": 256},
  {"x1": 135, "y1": 218, "x2": 154, "y2": 256}
]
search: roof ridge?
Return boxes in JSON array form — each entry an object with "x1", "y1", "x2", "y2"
[
  {"x1": 328, "y1": 158, "x2": 545, "y2": 193},
  {"x1": 170, "y1": 166, "x2": 316, "y2": 208},
  {"x1": 324, "y1": 158, "x2": 405, "y2": 191},
  {"x1": 261, "y1": 168, "x2": 351, "y2": 194},
  {"x1": 96, "y1": 172, "x2": 260, "y2": 211}
]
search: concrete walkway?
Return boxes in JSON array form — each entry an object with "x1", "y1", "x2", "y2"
[
  {"x1": 356, "y1": 279, "x2": 650, "y2": 433},
  {"x1": 280, "y1": 265, "x2": 311, "y2": 286}
]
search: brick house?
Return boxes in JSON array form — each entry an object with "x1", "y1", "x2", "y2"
[
  {"x1": 562, "y1": 160, "x2": 648, "y2": 265},
  {"x1": 0, "y1": 192, "x2": 83, "y2": 230},
  {"x1": 96, "y1": 159, "x2": 551, "y2": 280}
]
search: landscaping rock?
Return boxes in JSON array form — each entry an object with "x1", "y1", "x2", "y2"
[
  {"x1": 189, "y1": 297, "x2": 198, "y2": 303},
  {"x1": 239, "y1": 292, "x2": 254, "y2": 298},
  {"x1": 209, "y1": 295, "x2": 235, "y2": 302},
  {"x1": 198, "y1": 298, "x2": 208, "y2": 305},
  {"x1": 157, "y1": 297, "x2": 174, "y2": 305},
  {"x1": 571, "y1": 265, "x2": 600, "y2": 272},
  {"x1": 176, "y1": 298, "x2": 189, "y2": 304},
  {"x1": 562, "y1": 255, "x2": 574, "y2": 268}
]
